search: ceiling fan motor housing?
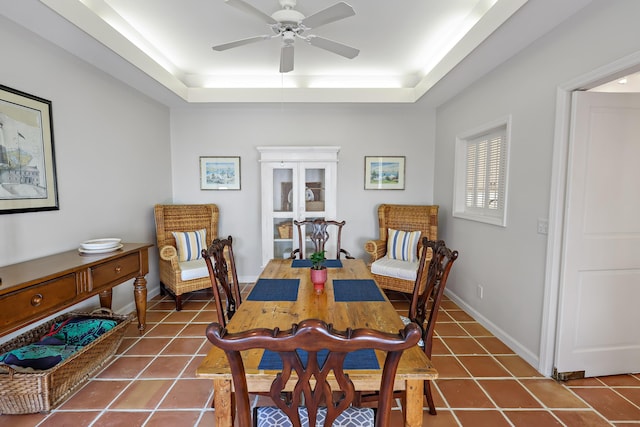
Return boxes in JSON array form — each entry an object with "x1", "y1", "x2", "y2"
[{"x1": 271, "y1": 9, "x2": 305, "y2": 25}]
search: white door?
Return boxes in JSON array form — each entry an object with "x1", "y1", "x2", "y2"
[{"x1": 554, "y1": 91, "x2": 640, "y2": 378}]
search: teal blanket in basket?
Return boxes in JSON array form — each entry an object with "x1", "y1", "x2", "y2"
[{"x1": 0, "y1": 317, "x2": 117, "y2": 370}]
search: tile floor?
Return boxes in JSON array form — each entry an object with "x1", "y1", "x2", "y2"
[{"x1": 1, "y1": 285, "x2": 639, "y2": 426}]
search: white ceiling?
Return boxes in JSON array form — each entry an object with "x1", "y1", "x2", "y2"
[{"x1": 1, "y1": 0, "x2": 597, "y2": 105}]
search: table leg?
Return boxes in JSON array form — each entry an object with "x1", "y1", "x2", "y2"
[
  {"x1": 214, "y1": 379, "x2": 233, "y2": 426},
  {"x1": 133, "y1": 275, "x2": 147, "y2": 331},
  {"x1": 98, "y1": 289, "x2": 113, "y2": 309},
  {"x1": 404, "y1": 379, "x2": 424, "y2": 427}
]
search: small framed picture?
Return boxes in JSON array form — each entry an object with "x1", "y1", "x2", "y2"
[
  {"x1": 200, "y1": 156, "x2": 241, "y2": 190},
  {"x1": 364, "y1": 156, "x2": 405, "y2": 190},
  {"x1": 0, "y1": 85, "x2": 59, "y2": 214}
]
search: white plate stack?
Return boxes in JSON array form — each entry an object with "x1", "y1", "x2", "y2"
[{"x1": 78, "y1": 238, "x2": 123, "y2": 254}]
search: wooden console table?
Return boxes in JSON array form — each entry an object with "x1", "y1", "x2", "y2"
[{"x1": 0, "y1": 243, "x2": 152, "y2": 336}]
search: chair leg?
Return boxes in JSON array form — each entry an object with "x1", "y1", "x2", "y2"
[
  {"x1": 175, "y1": 294, "x2": 183, "y2": 311},
  {"x1": 425, "y1": 380, "x2": 437, "y2": 415},
  {"x1": 159, "y1": 282, "x2": 166, "y2": 296}
]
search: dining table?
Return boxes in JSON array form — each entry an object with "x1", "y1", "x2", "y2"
[{"x1": 196, "y1": 258, "x2": 437, "y2": 426}]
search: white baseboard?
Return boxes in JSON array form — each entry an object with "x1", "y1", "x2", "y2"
[{"x1": 444, "y1": 289, "x2": 542, "y2": 375}]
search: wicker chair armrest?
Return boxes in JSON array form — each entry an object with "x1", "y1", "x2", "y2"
[
  {"x1": 364, "y1": 239, "x2": 387, "y2": 263},
  {"x1": 159, "y1": 245, "x2": 180, "y2": 269}
]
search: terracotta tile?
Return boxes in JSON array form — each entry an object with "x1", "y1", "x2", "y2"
[
  {"x1": 192, "y1": 311, "x2": 218, "y2": 323},
  {"x1": 475, "y1": 337, "x2": 515, "y2": 354},
  {"x1": 139, "y1": 356, "x2": 192, "y2": 378},
  {"x1": 182, "y1": 356, "x2": 206, "y2": 378},
  {"x1": 447, "y1": 310, "x2": 475, "y2": 322},
  {"x1": 92, "y1": 411, "x2": 151, "y2": 427},
  {"x1": 97, "y1": 356, "x2": 154, "y2": 379},
  {"x1": 436, "y1": 379, "x2": 495, "y2": 409},
  {"x1": 435, "y1": 322, "x2": 470, "y2": 337},
  {"x1": 60, "y1": 379, "x2": 129, "y2": 409},
  {"x1": 110, "y1": 379, "x2": 173, "y2": 409},
  {"x1": 181, "y1": 323, "x2": 210, "y2": 337},
  {"x1": 598, "y1": 374, "x2": 640, "y2": 387},
  {"x1": 435, "y1": 310, "x2": 455, "y2": 322},
  {"x1": 432, "y1": 337, "x2": 452, "y2": 355},
  {"x1": 179, "y1": 300, "x2": 210, "y2": 310},
  {"x1": 124, "y1": 322, "x2": 145, "y2": 337},
  {"x1": 161, "y1": 337, "x2": 206, "y2": 355},
  {"x1": 0, "y1": 413, "x2": 47, "y2": 426},
  {"x1": 143, "y1": 323, "x2": 186, "y2": 338},
  {"x1": 503, "y1": 410, "x2": 564, "y2": 426},
  {"x1": 145, "y1": 311, "x2": 172, "y2": 323},
  {"x1": 158, "y1": 379, "x2": 213, "y2": 409},
  {"x1": 144, "y1": 410, "x2": 202, "y2": 426},
  {"x1": 552, "y1": 410, "x2": 613, "y2": 427},
  {"x1": 564, "y1": 377, "x2": 605, "y2": 387},
  {"x1": 37, "y1": 411, "x2": 101, "y2": 426},
  {"x1": 440, "y1": 300, "x2": 460, "y2": 310},
  {"x1": 442, "y1": 337, "x2": 488, "y2": 355},
  {"x1": 196, "y1": 410, "x2": 218, "y2": 427},
  {"x1": 125, "y1": 337, "x2": 171, "y2": 355},
  {"x1": 477, "y1": 379, "x2": 541, "y2": 408},
  {"x1": 163, "y1": 311, "x2": 198, "y2": 323},
  {"x1": 117, "y1": 337, "x2": 137, "y2": 354},
  {"x1": 149, "y1": 301, "x2": 179, "y2": 310},
  {"x1": 495, "y1": 355, "x2": 543, "y2": 377},
  {"x1": 520, "y1": 379, "x2": 588, "y2": 408},
  {"x1": 198, "y1": 339, "x2": 214, "y2": 355},
  {"x1": 457, "y1": 356, "x2": 512, "y2": 378},
  {"x1": 455, "y1": 409, "x2": 512, "y2": 426},
  {"x1": 431, "y1": 355, "x2": 471, "y2": 378},
  {"x1": 616, "y1": 387, "x2": 640, "y2": 406},
  {"x1": 573, "y1": 387, "x2": 640, "y2": 421},
  {"x1": 460, "y1": 322, "x2": 492, "y2": 337}
]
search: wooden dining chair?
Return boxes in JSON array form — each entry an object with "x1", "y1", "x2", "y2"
[
  {"x1": 359, "y1": 237, "x2": 458, "y2": 415},
  {"x1": 202, "y1": 236, "x2": 242, "y2": 328},
  {"x1": 205, "y1": 318, "x2": 421, "y2": 427},
  {"x1": 291, "y1": 218, "x2": 354, "y2": 260}
]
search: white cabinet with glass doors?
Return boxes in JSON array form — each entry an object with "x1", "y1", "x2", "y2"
[{"x1": 257, "y1": 146, "x2": 339, "y2": 267}]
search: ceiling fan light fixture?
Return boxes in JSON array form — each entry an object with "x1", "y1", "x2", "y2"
[{"x1": 271, "y1": 9, "x2": 305, "y2": 25}]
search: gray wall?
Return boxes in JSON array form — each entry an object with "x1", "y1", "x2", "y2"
[
  {"x1": 0, "y1": 15, "x2": 172, "y2": 337},
  {"x1": 434, "y1": 0, "x2": 640, "y2": 368},
  {"x1": 170, "y1": 103, "x2": 436, "y2": 279}
]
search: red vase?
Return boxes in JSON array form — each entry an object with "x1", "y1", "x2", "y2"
[{"x1": 310, "y1": 268, "x2": 327, "y2": 294}]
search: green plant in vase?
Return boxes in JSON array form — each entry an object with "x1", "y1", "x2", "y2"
[
  {"x1": 309, "y1": 250, "x2": 327, "y2": 294},
  {"x1": 309, "y1": 250, "x2": 326, "y2": 270}
]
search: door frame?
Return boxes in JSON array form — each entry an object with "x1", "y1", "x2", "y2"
[{"x1": 539, "y1": 50, "x2": 640, "y2": 376}]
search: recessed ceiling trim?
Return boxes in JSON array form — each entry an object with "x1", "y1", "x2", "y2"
[{"x1": 39, "y1": 0, "x2": 529, "y2": 104}]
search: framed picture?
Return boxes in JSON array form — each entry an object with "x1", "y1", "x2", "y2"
[
  {"x1": 364, "y1": 156, "x2": 405, "y2": 190},
  {"x1": 0, "y1": 85, "x2": 58, "y2": 214},
  {"x1": 200, "y1": 156, "x2": 241, "y2": 190}
]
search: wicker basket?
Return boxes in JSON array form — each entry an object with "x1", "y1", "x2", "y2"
[
  {"x1": 0, "y1": 308, "x2": 132, "y2": 414},
  {"x1": 278, "y1": 222, "x2": 293, "y2": 239}
]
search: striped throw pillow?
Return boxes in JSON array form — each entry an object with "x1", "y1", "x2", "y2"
[
  {"x1": 172, "y1": 229, "x2": 207, "y2": 262},
  {"x1": 386, "y1": 228, "x2": 421, "y2": 262}
]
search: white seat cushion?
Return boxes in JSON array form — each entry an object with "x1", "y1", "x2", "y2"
[
  {"x1": 370, "y1": 257, "x2": 418, "y2": 281},
  {"x1": 256, "y1": 406, "x2": 374, "y2": 427},
  {"x1": 179, "y1": 259, "x2": 209, "y2": 281}
]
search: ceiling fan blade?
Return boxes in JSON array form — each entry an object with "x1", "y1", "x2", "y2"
[
  {"x1": 212, "y1": 35, "x2": 271, "y2": 51},
  {"x1": 301, "y1": 2, "x2": 355, "y2": 29},
  {"x1": 280, "y1": 44, "x2": 294, "y2": 73},
  {"x1": 224, "y1": 0, "x2": 277, "y2": 25},
  {"x1": 306, "y1": 36, "x2": 359, "y2": 59}
]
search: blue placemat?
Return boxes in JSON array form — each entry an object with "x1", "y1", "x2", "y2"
[
  {"x1": 333, "y1": 279, "x2": 385, "y2": 302},
  {"x1": 291, "y1": 259, "x2": 343, "y2": 268},
  {"x1": 247, "y1": 278, "x2": 299, "y2": 301},
  {"x1": 259, "y1": 348, "x2": 379, "y2": 370}
]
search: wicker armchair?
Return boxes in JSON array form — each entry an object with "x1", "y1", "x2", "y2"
[
  {"x1": 154, "y1": 204, "x2": 219, "y2": 310},
  {"x1": 364, "y1": 204, "x2": 438, "y2": 294}
]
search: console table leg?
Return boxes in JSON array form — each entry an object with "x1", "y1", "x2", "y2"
[
  {"x1": 99, "y1": 289, "x2": 113, "y2": 309},
  {"x1": 133, "y1": 275, "x2": 147, "y2": 331}
]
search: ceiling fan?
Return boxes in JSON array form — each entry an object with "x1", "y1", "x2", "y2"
[{"x1": 212, "y1": 0, "x2": 359, "y2": 73}]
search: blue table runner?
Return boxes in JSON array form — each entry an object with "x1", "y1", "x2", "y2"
[
  {"x1": 333, "y1": 279, "x2": 385, "y2": 302},
  {"x1": 291, "y1": 259, "x2": 343, "y2": 268},
  {"x1": 247, "y1": 278, "x2": 299, "y2": 302},
  {"x1": 259, "y1": 348, "x2": 379, "y2": 370}
]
